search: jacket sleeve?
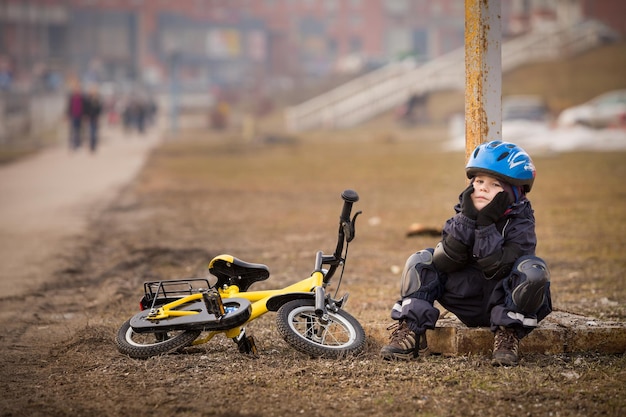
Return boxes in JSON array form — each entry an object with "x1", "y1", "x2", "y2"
[
  {"x1": 472, "y1": 215, "x2": 536, "y2": 279},
  {"x1": 432, "y1": 212, "x2": 476, "y2": 273}
]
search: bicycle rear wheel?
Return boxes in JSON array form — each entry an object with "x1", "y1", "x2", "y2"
[
  {"x1": 116, "y1": 317, "x2": 201, "y2": 359},
  {"x1": 276, "y1": 299, "x2": 365, "y2": 358}
]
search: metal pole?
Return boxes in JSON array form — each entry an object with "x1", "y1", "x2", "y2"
[{"x1": 464, "y1": 0, "x2": 502, "y2": 163}]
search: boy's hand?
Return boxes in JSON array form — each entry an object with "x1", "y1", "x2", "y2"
[
  {"x1": 461, "y1": 185, "x2": 478, "y2": 220},
  {"x1": 476, "y1": 191, "x2": 512, "y2": 226}
]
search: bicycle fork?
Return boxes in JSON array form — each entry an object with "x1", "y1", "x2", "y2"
[
  {"x1": 312, "y1": 284, "x2": 351, "y2": 343},
  {"x1": 314, "y1": 286, "x2": 329, "y2": 324}
]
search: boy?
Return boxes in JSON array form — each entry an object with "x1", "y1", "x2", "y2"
[{"x1": 381, "y1": 140, "x2": 552, "y2": 366}]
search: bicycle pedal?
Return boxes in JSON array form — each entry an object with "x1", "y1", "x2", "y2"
[
  {"x1": 236, "y1": 334, "x2": 258, "y2": 357},
  {"x1": 202, "y1": 289, "x2": 225, "y2": 317}
]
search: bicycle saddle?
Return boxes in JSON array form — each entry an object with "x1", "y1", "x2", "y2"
[{"x1": 209, "y1": 254, "x2": 270, "y2": 291}]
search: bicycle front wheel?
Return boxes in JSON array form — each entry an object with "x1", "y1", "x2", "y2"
[
  {"x1": 116, "y1": 318, "x2": 201, "y2": 359},
  {"x1": 276, "y1": 299, "x2": 365, "y2": 358}
]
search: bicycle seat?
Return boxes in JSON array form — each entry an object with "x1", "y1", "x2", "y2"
[{"x1": 209, "y1": 254, "x2": 270, "y2": 291}]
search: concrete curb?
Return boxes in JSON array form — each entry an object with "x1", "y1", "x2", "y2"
[{"x1": 427, "y1": 311, "x2": 626, "y2": 356}]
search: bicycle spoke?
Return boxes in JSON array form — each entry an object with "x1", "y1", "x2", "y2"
[{"x1": 292, "y1": 310, "x2": 350, "y2": 346}]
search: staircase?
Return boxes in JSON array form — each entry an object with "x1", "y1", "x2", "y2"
[{"x1": 285, "y1": 20, "x2": 618, "y2": 132}]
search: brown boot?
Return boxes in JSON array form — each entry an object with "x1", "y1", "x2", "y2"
[
  {"x1": 492, "y1": 326, "x2": 519, "y2": 366},
  {"x1": 380, "y1": 321, "x2": 429, "y2": 360}
]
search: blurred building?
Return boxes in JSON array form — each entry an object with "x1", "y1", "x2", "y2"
[
  {"x1": 0, "y1": 0, "x2": 623, "y2": 94},
  {"x1": 507, "y1": 0, "x2": 626, "y2": 36}
]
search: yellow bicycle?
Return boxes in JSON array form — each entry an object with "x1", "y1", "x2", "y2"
[{"x1": 116, "y1": 190, "x2": 364, "y2": 359}]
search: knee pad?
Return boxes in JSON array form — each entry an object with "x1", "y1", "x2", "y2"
[
  {"x1": 511, "y1": 257, "x2": 550, "y2": 314},
  {"x1": 400, "y1": 250, "x2": 433, "y2": 297}
]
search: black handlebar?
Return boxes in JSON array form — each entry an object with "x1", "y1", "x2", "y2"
[
  {"x1": 313, "y1": 190, "x2": 361, "y2": 276},
  {"x1": 317, "y1": 189, "x2": 360, "y2": 281},
  {"x1": 339, "y1": 189, "x2": 360, "y2": 244},
  {"x1": 340, "y1": 189, "x2": 359, "y2": 220}
]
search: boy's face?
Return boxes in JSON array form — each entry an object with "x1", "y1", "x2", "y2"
[{"x1": 471, "y1": 174, "x2": 504, "y2": 211}]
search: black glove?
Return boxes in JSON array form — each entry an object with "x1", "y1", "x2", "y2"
[
  {"x1": 476, "y1": 191, "x2": 512, "y2": 226},
  {"x1": 460, "y1": 185, "x2": 478, "y2": 220}
]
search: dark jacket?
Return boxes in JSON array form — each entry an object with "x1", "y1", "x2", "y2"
[
  {"x1": 435, "y1": 193, "x2": 536, "y2": 280},
  {"x1": 82, "y1": 94, "x2": 102, "y2": 121}
]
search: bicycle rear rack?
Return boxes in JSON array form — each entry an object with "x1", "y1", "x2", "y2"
[
  {"x1": 132, "y1": 278, "x2": 252, "y2": 333},
  {"x1": 141, "y1": 278, "x2": 211, "y2": 310}
]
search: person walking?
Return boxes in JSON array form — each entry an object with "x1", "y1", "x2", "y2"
[
  {"x1": 83, "y1": 84, "x2": 103, "y2": 152},
  {"x1": 380, "y1": 140, "x2": 552, "y2": 366},
  {"x1": 67, "y1": 82, "x2": 84, "y2": 150}
]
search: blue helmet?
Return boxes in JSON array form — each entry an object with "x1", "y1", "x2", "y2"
[{"x1": 466, "y1": 141, "x2": 536, "y2": 192}]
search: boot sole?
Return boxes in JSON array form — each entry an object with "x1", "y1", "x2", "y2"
[
  {"x1": 380, "y1": 350, "x2": 416, "y2": 361},
  {"x1": 380, "y1": 347, "x2": 429, "y2": 361},
  {"x1": 491, "y1": 355, "x2": 519, "y2": 366}
]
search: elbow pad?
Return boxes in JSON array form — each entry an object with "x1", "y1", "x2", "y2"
[{"x1": 433, "y1": 235, "x2": 469, "y2": 273}]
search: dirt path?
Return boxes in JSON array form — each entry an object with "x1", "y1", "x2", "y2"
[{"x1": 0, "y1": 126, "x2": 160, "y2": 298}]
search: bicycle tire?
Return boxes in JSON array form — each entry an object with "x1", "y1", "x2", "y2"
[
  {"x1": 276, "y1": 299, "x2": 365, "y2": 358},
  {"x1": 116, "y1": 317, "x2": 201, "y2": 359}
]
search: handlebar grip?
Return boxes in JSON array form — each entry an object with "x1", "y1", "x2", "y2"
[{"x1": 340, "y1": 189, "x2": 359, "y2": 219}]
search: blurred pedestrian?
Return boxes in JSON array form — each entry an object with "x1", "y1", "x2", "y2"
[
  {"x1": 0, "y1": 56, "x2": 13, "y2": 91},
  {"x1": 67, "y1": 81, "x2": 84, "y2": 150},
  {"x1": 144, "y1": 96, "x2": 158, "y2": 127},
  {"x1": 134, "y1": 95, "x2": 147, "y2": 134},
  {"x1": 121, "y1": 96, "x2": 134, "y2": 133},
  {"x1": 83, "y1": 84, "x2": 103, "y2": 152},
  {"x1": 397, "y1": 92, "x2": 429, "y2": 125},
  {"x1": 380, "y1": 141, "x2": 552, "y2": 366},
  {"x1": 210, "y1": 100, "x2": 230, "y2": 130},
  {"x1": 122, "y1": 94, "x2": 148, "y2": 135}
]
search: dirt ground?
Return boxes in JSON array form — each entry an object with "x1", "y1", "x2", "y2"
[{"x1": 1, "y1": 123, "x2": 625, "y2": 417}]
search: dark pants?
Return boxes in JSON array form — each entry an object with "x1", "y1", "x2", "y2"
[
  {"x1": 88, "y1": 119, "x2": 99, "y2": 152},
  {"x1": 69, "y1": 117, "x2": 82, "y2": 150},
  {"x1": 390, "y1": 250, "x2": 552, "y2": 339}
]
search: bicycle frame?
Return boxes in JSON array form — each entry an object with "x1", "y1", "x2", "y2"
[
  {"x1": 143, "y1": 250, "x2": 335, "y2": 344},
  {"x1": 193, "y1": 266, "x2": 326, "y2": 344}
]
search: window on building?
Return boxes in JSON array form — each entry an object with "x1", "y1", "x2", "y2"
[
  {"x1": 349, "y1": 14, "x2": 362, "y2": 28},
  {"x1": 325, "y1": 0, "x2": 338, "y2": 13},
  {"x1": 385, "y1": 26, "x2": 412, "y2": 59},
  {"x1": 349, "y1": 37, "x2": 362, "y2": 54},
  {"x1": 384, "y1": 0, "x2": 409, "y2": 16}
]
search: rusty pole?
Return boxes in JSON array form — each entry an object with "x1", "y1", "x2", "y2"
[{"x1": 464, "y1": 0, "x2": 502, "y2": 164}]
